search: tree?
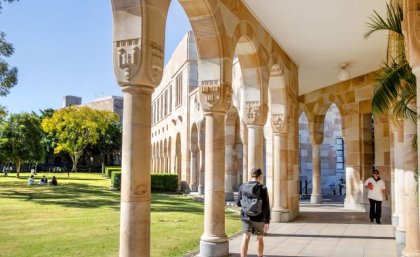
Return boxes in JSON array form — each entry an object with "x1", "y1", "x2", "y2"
[
  {"x1": 0, "y1": 0, "x2": 19, "y2": 116},
  {"x1": 36, "y1": 108, "x2": 57, "y2": 164},
  {"x1": 41, "y1": 106, "x2": 119, "y2": 173},
  {"x1": 83, "y1": 121, "x2": 122, "y2": 170},
  {"x1": 364, "y1": 3, "x2": 416, "y2": 123},
  {"x1": 0, "y1": 113, "x2": 45, "y2": 177}
]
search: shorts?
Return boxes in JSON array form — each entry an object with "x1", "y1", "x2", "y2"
[{"x1": 242, "y1": 220, "x2": 265, "y2": 236}]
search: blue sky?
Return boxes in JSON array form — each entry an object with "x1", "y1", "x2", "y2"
[{"x1": 0, "y1": 1, "x2": 191, "y2": 114}]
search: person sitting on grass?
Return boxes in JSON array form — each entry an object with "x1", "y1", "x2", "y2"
[
  {"x1": 39, "y1": 176, "x2": 48, "y2": 185},
  {"x1": 50, "y1": 176, "x2": 58, "y2": 186},
  {"x1": 27, "y1": 175, "x2": 36, "y2": 186}
]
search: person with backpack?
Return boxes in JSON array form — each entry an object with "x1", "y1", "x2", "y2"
[{"x1": 236, "y1": 168, "x2": 270, "y2": 257}]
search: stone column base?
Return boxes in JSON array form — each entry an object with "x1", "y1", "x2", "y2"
[
  {"x1": 199, "y1": 240, "x2": 229, "y2": 257},
  {"x1": 402, "y1": 250, "x2": 420, "y2": 257},
  {"x1": 198, "y1": 185, "x2": 204, "y2": 195},
  {"x1": 396, "y1": 229, "x2": 406, "y2": 245},
  {"x1": 271, "y1": 208, "x2": 290, "y2": 222},
  {"x1": 344, "y1": 198, "x2": 365, "y2": 211},
  {"x1": 190, "y1": 184, "x2": 198, "y2": 192},
  {"x1": 310, "y1": 194, "x2": 323, "y2": 204},
  {"x1": 392, "y1": 215, "x2": 399, "y2": 228},
  {"x1": 225, "y1": 192, "x2": 234, "y2": 201}
]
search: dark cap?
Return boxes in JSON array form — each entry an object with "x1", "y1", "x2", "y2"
[{"x1": 251, "y1": 168, "x2": 262, "y2": 178}]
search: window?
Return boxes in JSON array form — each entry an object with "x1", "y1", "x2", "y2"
[
  {"x1": 336, "y1": 137, "x2": 345, "y2": 170},
  {"x1": 175, "y1": 72, "x2": 183, "y2": 107},
  {"x1": 169, "y1": 85, "x2": 172, "y2": 113}
]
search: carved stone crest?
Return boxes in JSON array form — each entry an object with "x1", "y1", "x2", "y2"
[
  {"x1": 200, "y1": 80, "x2": 221, "y2": 109},
  {"x1": 224, "y1": 86, "x2": 233, "y2": 110},
  {"x1": 116, "y1": 38, "x2": 141, "y2": 80},
  {"x1": 271, "y1": 114, "x2": 285, "y2": 132},
  {"x1": 245, "y1": 101, "x2": 261, "y2": 124},
  {"x1": 149, "y1": 40, "x2": 164, "y2": 84}
]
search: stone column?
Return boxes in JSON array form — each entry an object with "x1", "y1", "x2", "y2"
[
  {"x1": 112, "y1": 1, "x2": 170, "y2": 256},
  {"x1": 199, "y1": 112, "x2": 229, "y2": 256},
  {"x1": 242, "y1": 141, "x2": 248, "y2": 184},
  {"x1": 225, "y1": 143, "x2": 235, "y2": 200},
  {"x1": 309, "y1": 131, "x2": 323, "y2": 204},
  {"x1": 391, "y1": 124, "x2": 402, "y2": 228},
  {"x1": 402, "y1": 6, "x2": 420, "y2": 253},
  {"x1": 343, "y1": 113, "x2": 371, "y2": 211},
  {"x1": 310, "y1": 143, "x2": 323, "y2": 203},
  {"x1": 198, "y1": 146, "x2": 205, "y2": 195},
  {"x1": 396, "y1": 121, "x2": 406, "y2": 243},
  {"x1": 271, "y1": 132, "x2": 290, "y2": 222},
  {"x1": 402, "y1": 116, "x2": 420, "y2": 257},
  {"x1": 247, "y1": 124, "x2": 264, "y2": 173},
  {"x1": 164, "y1": 151, "x2": 168, "y2": 173},
  {"x1": 120, "y1": 86, "x2": 153, "y2": 257},
  {"x1": 190, "y1": 148, "x2": 198, "y2": 192}
]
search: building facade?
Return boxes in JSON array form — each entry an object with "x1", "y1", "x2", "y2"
[{"x1": 111, "y1": 1, "x2": 420, "y2": 257}]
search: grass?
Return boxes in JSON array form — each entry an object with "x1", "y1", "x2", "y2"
[{"x1": 0, "y1": 173, "x2": 241, "y2": 257}]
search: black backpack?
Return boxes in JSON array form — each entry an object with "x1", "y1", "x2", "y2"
[{"x1": 240, "y1": 182, "x2": 263, "y2": 216}]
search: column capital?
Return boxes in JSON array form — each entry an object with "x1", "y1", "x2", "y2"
[
  {"x1": 271, "y1": 113, "x2": 288, "y2": 134},
  {"x1": 112, "y1": 0, "x2": 171, "y2": 88},
  {"x1": 310, "y1": 133, "x2": 324, "y2": 145},
  {"x1": 199, "y1": 84, "x2": 232, "y2": 113},
  {"x1": 244, "y1": 101, "x2": 267, "y2": 126},
  {"x1": 121, "y1": 85, "x2": 154, "y2": 94}
]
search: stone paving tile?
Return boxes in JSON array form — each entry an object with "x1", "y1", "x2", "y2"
[{"x1": 226, "y1": 202, "x2": 397, "y2": 257}]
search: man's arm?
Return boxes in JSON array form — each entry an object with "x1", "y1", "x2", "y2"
[
  {"x1": 382, "y1": 183, "x2": 388, "y2": 201},
  {"x1": 236, "y1": 185, "x2": 242, "y2": 207},
  {"x1": 261, "y1": 186, "x2": 270, "y2": 223}
]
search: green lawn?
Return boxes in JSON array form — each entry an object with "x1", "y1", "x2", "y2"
[{"x1": 0, "y1": 173, "x2": 241, "y2": 257}]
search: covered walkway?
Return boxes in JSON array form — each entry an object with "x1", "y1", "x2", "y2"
[{"x1": 229, "y1": 202, "x2": 396, "y2": 257}]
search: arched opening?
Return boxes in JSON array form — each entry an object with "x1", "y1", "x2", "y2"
[
  {"x1": 190, "y1": 123, "x2": 199, "y2": 192},
  {"x1": 198, "y1": 120, "x2": 206, "y2": 195},
  {"x1": 175, "y1": 133, "x2": 182, "y2": 190},
  {"x1": 225, "y1": 106, "x2": 241, "y2": 200},
  {"x1": 321, "y1": 103, "x2": 345, "y2": 200},
  {"x1": 167, "y1": 136, "x2": 171, "y2": 173},
  {"x1": 232, "y1": 32, "x2": 265, "y2": 181},
  {"x1": 163, "y1": 138, "x2": 168, "y2": 173},
  {"x1": 299, "y1": 112, "x2": 311, "y2": 198}
]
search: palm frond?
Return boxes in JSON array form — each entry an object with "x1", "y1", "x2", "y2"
[
  {"x1": 371, "y1": 59, "x2": 413, "y2": 114},
  {"x1": 392, "y1": 96, "x2": 417, "y2": 124},
  {"x1": 365, "y1": 2, "x2": 403, "y2": 39}
]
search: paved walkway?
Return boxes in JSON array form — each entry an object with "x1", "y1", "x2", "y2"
[{"x1": 228, "y1": 201, "x2": 397, "y2": 257}]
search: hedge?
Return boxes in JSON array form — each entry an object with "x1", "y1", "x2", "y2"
[
  {"x1": 110, "y1": 172, "x2": 178, "y2": 192},
  {"x1": 105, "y1": 166, "x2": 121, "y2": 178},
  {"x1": 111, "y1": 172, "x2": 121, "y2": 190},
  {"x1": 151, "y1": 174, "x2": 178, "y2": 192}
]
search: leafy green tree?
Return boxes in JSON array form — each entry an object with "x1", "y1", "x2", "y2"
[
  {"x1": 0, "y1": 113, "x2": 45, "y2": 177},
  {"x1": 83, "y1": 121, "x2": 122, "y2": 169},
  {"x1": 365, "y1": 3, "x2": 416, "y2": 123},
  {"x1": 41, "y1": 106, "x2": 119, "y2": 172},
  {"x1": 36, "y1": 108, "x2": 57, "y2": 163},
  {"x1": 0, "y1": 0, "x2": 19, "y2": 116}
]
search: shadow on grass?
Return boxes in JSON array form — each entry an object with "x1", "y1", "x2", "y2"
[
  {"x1": 151, "y1": 194, "x2": 204, "y2": 214},
  {"x1": 0, "y1": 182, "x2": 120, "y2": 209}
]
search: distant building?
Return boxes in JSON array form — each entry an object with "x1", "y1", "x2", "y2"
[
  {"x1": 62, "y1": 95, "x2": 124, "y2": 121},
  {"x1": 85, "y1": 96, "x2": 124, "y2": 122},
  {"x1": 63, "y1": 95, "x2": 82, "y2": 107}
]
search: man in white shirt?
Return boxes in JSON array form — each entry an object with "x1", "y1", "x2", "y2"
[
  {"x1": 364, "y1": 170, "x2": 387, "y2": 224},
  {"x1": 27, "y1": 175, "x2": 36, "y2": 186}
]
